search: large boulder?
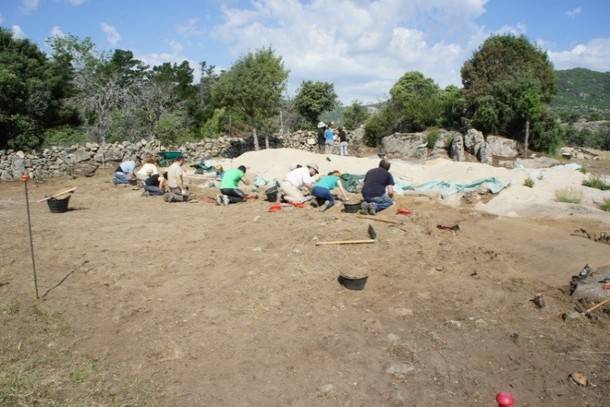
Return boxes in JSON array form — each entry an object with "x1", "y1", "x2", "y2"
[
  {"x1": 381, "y1": 133, "x2": 427, "y2": 159},
  {"x1": 464, "y1": 129, "x2": 485, "y2": 156},
  {"x1": 478, "y1": 142, "x2": 492, "y2": 165},
  {"x1": 450, "y1": 134, "x2": 465, "y2": 161},
  {"x1": 70, "y1": 148, "x2": 92, "y2": 163},
  {"x1": 486, "y1": 135, "x2": 519, "y2": 159}
]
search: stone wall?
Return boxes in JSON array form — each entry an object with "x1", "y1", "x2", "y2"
[{"x1": 0, "y1": 129, "x2": 364, "y2": 182}]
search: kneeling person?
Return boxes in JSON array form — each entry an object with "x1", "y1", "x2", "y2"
[
  {"x1": 361, "y1": 159, "x2": 395, "y2": 215},
  {"x1": 217, "y1": 165, "x2": 249, "y2": 205},
  {"x1": 312, "y1": 170, "x2": 348, "y2": 211}
]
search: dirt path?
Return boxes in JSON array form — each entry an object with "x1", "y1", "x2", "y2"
[{"x1": 1, "y1": 174, "x2": 609, "y2": 406}]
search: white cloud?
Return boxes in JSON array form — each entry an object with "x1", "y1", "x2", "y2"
[
  {"x1": 50, "y1": 25, "x2": 65, "y2": 38},
  {"x1": 565, "y1": 7, "x2": 582, "y2": 17},
  {"x1": 176, "y1": 18, "x2": 202, "y2": 36},
  {"x1": 212, "y1": 0, "x2": 490, "y2": 103},
  {"x1": 549, "y1": 38, "x2": 610, "y2": 71},
  {"x1": 11, "y1": 25, "x2": 27, "y2": 39},
  {"x1": 20, "y1": 0, "x2": 40, "y2": 13},
  {"x1": 101, "y1": 22, "x2": 121, "y2": 46},
  {"x1": 494, "y1": 23, "x2": 527, "y2": 36},
  {"x1": 137, "y1": 40, "x2": 202, "y2": 82}
]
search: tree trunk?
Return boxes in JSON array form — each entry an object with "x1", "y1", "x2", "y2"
[
  {"x1": 265, "y1": 134, "x2": 270, "y2": 149},
  {"x1": 253, "y1": 127, "x2": 260, "y2": 151},
  {"x1": 524, "y1": 119, "x2": 530, "y2": 157}
]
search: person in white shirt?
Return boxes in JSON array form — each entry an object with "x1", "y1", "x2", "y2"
[
  {"x1": 279, "y1": 163, "x2": 319, "y2": 203},
  {"x1": 136, "y1": 157, "x2": 159, "y2": 181},
  {"x1": 166, "y1": 156, "x2": 186, "y2": 194}
]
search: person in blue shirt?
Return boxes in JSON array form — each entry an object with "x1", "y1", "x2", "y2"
[
  {"x1": 324, "y1": 125, "x2": 335, "y2": 154},
  {"x1": 311, "y1": 170, "x2": 348, "y2": 211},
  {"x1": 113, "y1": 158, "x2": 138, "y2": 185}
]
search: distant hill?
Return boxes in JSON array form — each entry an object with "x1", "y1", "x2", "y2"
[
  {"x1": 320, "y1": 103, "x2": 382, "y2": 125},
  {"x1": 552, "y1": 68, "x2": 610, "y2": 119}
]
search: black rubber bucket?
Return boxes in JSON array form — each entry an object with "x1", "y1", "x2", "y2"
[
  {"x1": 47, "y1": 196, "x2": 71, "y2": 213},
  {"x1": 265, "y1": 186, "x2": 279, "y2": 202},
  {"x1": 338, "y1": 275, "x2": 368, "y2": 290},
  {"x1": 342, "y1": 201, "x2": 363, "y2": 213}
]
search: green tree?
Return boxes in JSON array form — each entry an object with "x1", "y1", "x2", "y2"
[
  {"x1": 461, "y1": 35, "x2": 557, "y2": 152},
  {"x1": 211, "y1": 48, "x2": 288, "y2": 149},
  {"x1": 343, "y1": 101, "x2": 369, "y2": 130},
  {"x1": 293, "y1": 81, "x2": 338, "y2": 127},
  {"x1": 389, "y1": 71, "x2": 443, "y2": 131},
  {"x1": 0, "y1": 28, "x2": 72, "y2": 149}
]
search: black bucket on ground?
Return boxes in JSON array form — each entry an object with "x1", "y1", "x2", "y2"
[
  {"x1": 265, "y1": 186, "x2": 279, "y2": 202},
  {"x1": 342, "y1": 201, "x2": 363, "y2": 213},
  {"x1": 338, "y1": 275, "x2": 368, "y2": 290},
  {"x1": 47, "y1": 196, "x2": 71, "y2": 213}
]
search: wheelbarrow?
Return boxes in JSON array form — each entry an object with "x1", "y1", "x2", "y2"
[{"x1": 158, "y1": 151, "x2": 182, "y2": 167}]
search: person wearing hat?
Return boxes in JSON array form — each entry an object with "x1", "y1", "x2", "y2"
[
  {"x1": 317, "y1": 122, "x2": 326, "y2": 153},
  {"x1": 280, "y1": 163, "x2": 319, "y2": 203}
]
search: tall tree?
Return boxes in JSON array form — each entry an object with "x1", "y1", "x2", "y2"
[
  {"x1": 293, "y1": 81, "x2": 338, "y2": 127},
  {"x1": 389, "y1": 71, "x2": 443, "y2": 132},
  {"x1": 0, "y1": 28, "x2": 71, "y2": 149},
  {"x1": 211, "y1": 48, "x2": 288, "y2": 149},
  {"x1": 342, "y1": 101, "x2": 369, "y2": 130},
  {"x1": 461, "y1": 34, "x2": 556, "y2": 150}
]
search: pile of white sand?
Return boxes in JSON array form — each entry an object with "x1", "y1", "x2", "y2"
[{"x1": 216, "y1": 148, "x2": 610, "y2": 222}]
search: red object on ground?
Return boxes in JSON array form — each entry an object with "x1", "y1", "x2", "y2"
[
  {"x1": 20, "y1": 173, "x2": 30, "y2": 182},
  {"x1": 396, "y1": 207, "x2": 412, "y2": 216},
  {"x1": 268, "y1": 203, "x2": 282, "y2": 212},
  {"x1": 290, "y1": 202, "x2": 305, "y2": 208},
  {"x1": 496, "y1": 392, "x2": 515, "y2": 407}
]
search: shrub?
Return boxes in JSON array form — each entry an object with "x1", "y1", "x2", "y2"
[
  {"x1": 425, "y1": 128, "x2": 441, "y2": 149},
  {"x1": 43, "y1": 126, "x2": 88, "y2": 147},
  {"x1": 582, "y1": 176, "x2": 610, "y2": 191},
  {"x1": 154, "y1": 112, "x2": 193, "y2": 146},
  {"x1": 200, "y1": 108, "x2": 228, "y2": 138},
  {"x1": 555, "y1": 187, "x2": 583, "y2": 204},
  {"x1": 599, "y1": 199, "x2": 610, "y2": 212},
  {"x1": 523, "y1": 177, "x2": 535, "y2": 188},
  {"x1": 364, "y1": 108, "x2": 393, "y2": 147}
]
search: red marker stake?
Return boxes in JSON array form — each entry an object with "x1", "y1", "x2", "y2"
[{"x1": 496, "y1": 392, "x2": 515, "y2": 407}]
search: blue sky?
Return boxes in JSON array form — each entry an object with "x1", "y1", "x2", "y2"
[{"x1": 2, "y1": 0, "x2": 609, "y2": 103}]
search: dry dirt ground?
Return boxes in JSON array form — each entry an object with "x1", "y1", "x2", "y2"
[{"x1": 1, "y1": 170, "x2": 610, "y2": 406}]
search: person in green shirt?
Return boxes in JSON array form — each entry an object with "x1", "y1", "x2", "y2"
[
  {"x1": 217, "y1": 165, "x2": 249, "y2": 205},
  {"x1": 311, "y1": 170, "x2": 348, "y2": 211}
]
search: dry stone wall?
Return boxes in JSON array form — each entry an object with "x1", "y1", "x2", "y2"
[{"x1": 0, "y1": 130, "x2": 364, "y2": 182}]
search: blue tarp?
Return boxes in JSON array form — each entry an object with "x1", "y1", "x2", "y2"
[{"x1": 394, "y1": 177, "x2": 506, "y2": 198}]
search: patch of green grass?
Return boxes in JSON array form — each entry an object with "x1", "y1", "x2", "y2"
[
  {"x1": 0, "y1": 302, "x2": 18, "y2": 315},
  {"x1": 69, "y1": 362, "x2": 96, "y2": 384},
  {"x1": 523, "y1": 177, "x2": 535, "y2": 188},
  {"x1": 555, "y1": 187, "x2": 583, "y2": 204},
  {"x1": 599, "y1": 199, "x2": 610, "y2": 212},
  {"x1": 0, "y1": 370, "x2": 33, "y2": 406},
  {"x1": 578, "y1": 166, "x2": 588, "y2": 174},
  {"x1": 425, "y1": 128, "x2": 441, "y2": 149},
  {"x1": 582, "y1": 176, "x2": 610, "y2": 190}
]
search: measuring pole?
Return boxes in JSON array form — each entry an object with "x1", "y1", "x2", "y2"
[{"x1": 21, "y1": 173, "x2": 39, "y2": 299}]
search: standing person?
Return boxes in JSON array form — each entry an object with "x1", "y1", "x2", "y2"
[
  {"x1": 360, "y1": 159, "x2": 395, "y2": 215},
  {"x1": 338, "y1": 127, "x2": 348, "y2": 156},
  {"x1": 166, "y1": 156, "x2": 187, "y2": 194},
  {"x1": 311, "y1": 170, "x2": 348, "y2": 211},
  {"x1": 324, "y1": 125, "x2": 335, "y2": 154},
  {"x1": 113, "y1": 158, "x2": 138, "y2": 185},
  {"x1": 317, "y1": 122, "x2": 326, "y2": 153},
  {"x1": 217, "y1": 165, "x2": 249, "y2": 205},
  {"x1": 136, "y1": 157, "x2": 159, "y2": 182},
  {"x1": 279, "y1": 163, "x2": 319, "y2": 203}
]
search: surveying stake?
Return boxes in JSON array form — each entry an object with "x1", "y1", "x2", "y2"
[{"x1": 21, "y1": 173, "x2": 39, "y2": 299}]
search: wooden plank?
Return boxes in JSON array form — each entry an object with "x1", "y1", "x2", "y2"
[
  {"x1": 356, "y1": 214, "x2": 402, "y2": 225},
  {"x1": 37, "y1": 187, "x2": 77, "y2": 203},
  {"x1": 316, "y1": 239, "x2": 376, "y2": 246}
]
